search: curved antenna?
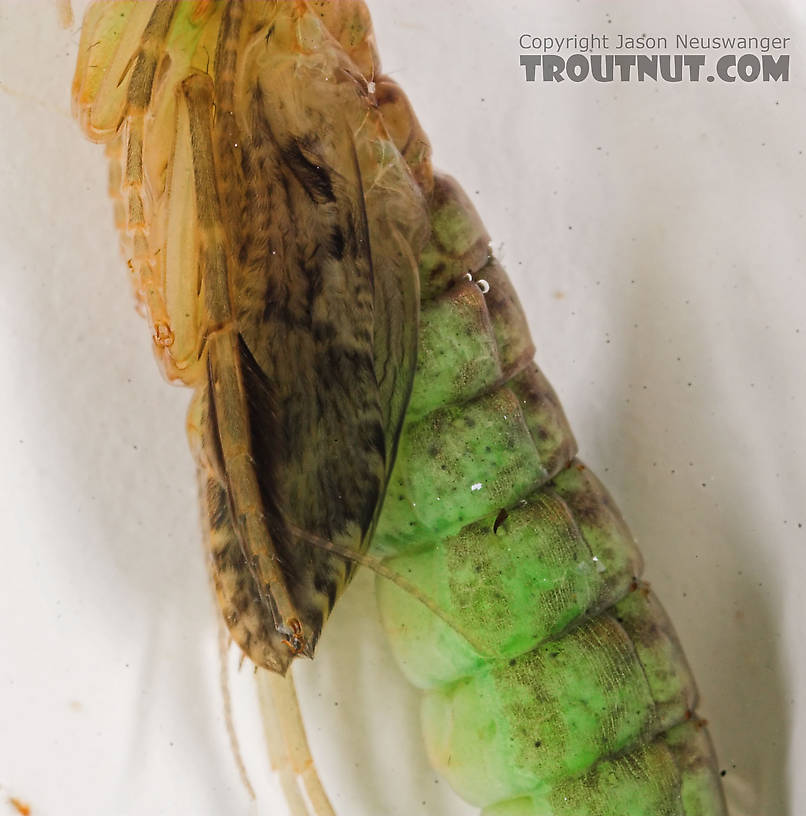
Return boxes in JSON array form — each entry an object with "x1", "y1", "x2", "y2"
[{"x1": 216, "y1": 618, "x2": 256, "y2": 801}]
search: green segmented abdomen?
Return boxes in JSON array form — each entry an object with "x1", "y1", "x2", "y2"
[{"x1": 372, "y1": 174, "x2": 727, "y2": 815}]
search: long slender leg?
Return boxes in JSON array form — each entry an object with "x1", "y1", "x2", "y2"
[
  {"x1": 120, "y1": 4, "x2": 177, "y2": 346},
  {"x1": 179, "y1": 72, "x2": 306, "y2": 653},
  {"x1": 73, "y1": 3, "x2": 182, "y2": 352},
  {"x1": 75, "y1": 4, "x2": 310, "y2": 650},
  {"x1": 197, "y1": 449, "x2": 322, "y2": 815},
  {"x1": 197, "y1": 457, "x2": 314, "y2": 816},
  {"x1": 256, "y1": 669, "x2": 337, "y2": 816},
  {"x1": 73, "y1": 2, "x2": 231, "y2": 378},
  {"x1": 256, "y1": 670, "x2": 312, "y2": 816}
]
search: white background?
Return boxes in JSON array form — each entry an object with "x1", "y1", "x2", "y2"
[{"x1": 0, "y1": 1, "x2": 803, "y2": 815}]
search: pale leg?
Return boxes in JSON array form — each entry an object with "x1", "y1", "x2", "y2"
[{"x1": 256, "y1": 668, "x2": 337, "y2": 816}]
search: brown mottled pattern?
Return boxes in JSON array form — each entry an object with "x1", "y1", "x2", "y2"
[
  {"x1": 202, "y1": 4, "x2": 429, "y2": 657},
  {"x1": 73, "y1": 1, "x2": 430, "y2": 665},
  {"x1": 201, "y1": 470, "x2": 293, "y2": 674}
]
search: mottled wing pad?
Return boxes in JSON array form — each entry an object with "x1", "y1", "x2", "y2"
[{"x1": 73, "y1": 1, "x2": 434, "y2": 668}]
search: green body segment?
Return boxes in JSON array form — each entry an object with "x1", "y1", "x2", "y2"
[{"x1": 372, "y1": 175, "x2": 727, "y2": 815}]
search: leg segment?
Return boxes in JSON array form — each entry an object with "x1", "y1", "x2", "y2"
[
  {"x1": 179, "y1": 72, "x2": 307, "y2": 656},
  {"x1": 72, "y1": 2, "x2": 226, "y2": 381},
  {"x1": 256, "y1": 668, "x2": 336, "y2": 816}
]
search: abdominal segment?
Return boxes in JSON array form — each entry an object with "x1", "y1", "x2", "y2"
[{"x1": 373, "y1": 175, "x2": 727, "y2": 815}]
